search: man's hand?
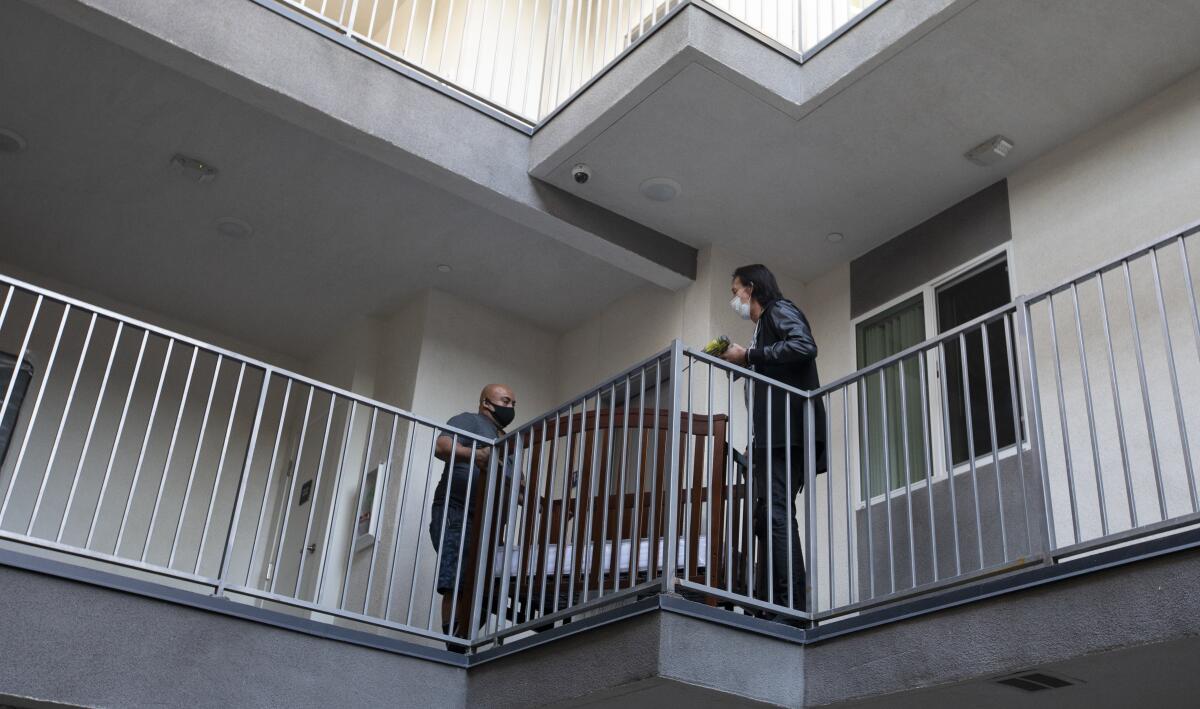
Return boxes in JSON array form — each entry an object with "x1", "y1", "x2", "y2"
[{"x1": 722, "y1": 343, "x2": 749, "y2": 366}]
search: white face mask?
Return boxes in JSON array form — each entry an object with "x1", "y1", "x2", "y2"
[{"x1": 730, "y1": 295, "x2": 751, "y2": 320}]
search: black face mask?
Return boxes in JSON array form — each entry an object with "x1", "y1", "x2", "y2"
[{"x1": 487, "y1": 401, "x2": 516, "y2": 428}]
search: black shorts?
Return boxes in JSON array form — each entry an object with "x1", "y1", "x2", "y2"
[{"x1": 429, "y1": 498, "x2": 473, "y2": 595}]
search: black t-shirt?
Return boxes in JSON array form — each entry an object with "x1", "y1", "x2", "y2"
[{"x1": 434, "y1": 412, "x2": 507, "y2": 504}]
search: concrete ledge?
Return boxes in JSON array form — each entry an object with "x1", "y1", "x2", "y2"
[{"x1": 0, "y1": 562, "x2": 467, "y2": 709}]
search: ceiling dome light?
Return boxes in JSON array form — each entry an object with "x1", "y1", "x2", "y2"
[
  {"x1": 215, "y1": 217, "x2": 253, "y2": 240},
  {"x1": 436, "y1": 264, "x2": 453, "y2": 273},
  {"x1": 826, "y1": 232, "x2": 844, "y2": 243},
  {"x1": 639, "y1": 177, "x2": 680, "y2": 203},
  {"x1": 0, "y1": 127, "x2": 28, "y2": 154}
]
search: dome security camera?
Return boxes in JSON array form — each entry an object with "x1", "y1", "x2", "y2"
[{"x1": 572, "y1": 164, "x2": 592, "y2": 184}]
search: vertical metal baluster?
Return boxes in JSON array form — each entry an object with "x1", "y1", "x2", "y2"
[
  {"x1": 467, "y1": 437, "x2": 501, "y2": 646},
  {"x1": 366, "y1": 0, "x2": 381, "y2": 39},
  {"x1": 805, "y1": 396, "x2": 817, "y2": 617},
  {"x1": 897, "y1": 358, "x2": 917, "y2": 588},
  {"x1": 661, "y1": 340, "x2": 684, "y2": 593},
  {"x1": 167, "y1": 354, "x2": 224, "y2": 568},
  {"x1": 825, "y1": 392, "x2": 834, "y2": 607},
  {"x1": 418, "y1": 0, "x2": 439, "y2": 66},
  {"x1": 113, "y1": 339, "x2": 176, "y2": 553},
  {"x1": 647, "y1": 360, "x2": 661, "y2": 583},
  {"x1": 0, "y1": 286, "x2": 12, "y2": 332},
  {"x1": 684, "y1": 361, "x2": 695, "y2": 584},
  {"x1": 59, "y1": 322, "x2": 124, "y2": 543},
  {"x1": 785, "y1": 392, "x2": 793, "y2": 609},
  {"x1": 765, "y1": 379, "x2": 774, "y2": 604},
  {"x1": 632, "y1": 367, "x2": 649, "y2": 591},
  {"x1": 402, "y1": 0, "x2": 422, "y2": 57},
  {"x1": 406, "y1": 426, "x2": 441, "y2": 625},
  {"x1": 1122, "y1": 261, "x2": 1167, "y2": 521},
  {"x1": 383, "y1": 420, "x2": 420, "y2": 620},
  {"x1": 362, "y1": 413, "x2": 399, "y2": 613},
  {"x1": 746, "y1": 370, "x2": 755, "y2": 600},
  {"x1": 704, "y1": 363, "x2": 715, "y2": 590},
  {"x1": 435, "y1": 0, "x2": 459, "y2": 76},
  {"x1": 1, "y1": 301, "x2": 68, "y2": 526},
  {"x1": 314, "y1": 400, "x2": 357, "y2": 603},
  {"x1": 339, "y1": 408, "x2": 379, "y2": 609},
  {"x1": 193, "y1": 362, "x2": 248, "y2": 576},
  {"x1": 293, "y1": 394, "x2": 337, "y2": 598},
  {"x1": 496, "y1": 436, "x2": 524, "y2": 633},
  {"x1": 488, "y1": 0, "x2": 512, "y2": 100},
  {"x1": 858, "y1": 379, "x2": 875, "y2": 598},
  {"x1": 0, "y1": 295, "x2": 44, "y2": 519},
  {"x1": 566, "y1": 398, "x2": 590, "y2": 609},
  {"x1": 444, "y1": 439, "x2": 475, "y2": 633},
  {"x1": 141, "y1": 347, "x2": 199, "y2": 562},
  {"x1": 566, "y1": 0, "x2": 584, "y2": 97},
  {"x1": 245, "y1": 378, "x2": 293, "y2": 581},
  {"x1": 447, "y1": 439, "x2": 479, "y2": 637},
  {"x1": 384, "y1": 0, "x2": 401, "y2": 48},
  {"x1": 843, "y1": 386, "x2": 854, "y2": 602},
  {"x1": 508, "y1": 433, "x2": 534, "y2": 629},
  {"x1": 501, "y1": 0, "x2": 527, "y2": 109},
  {"x1": 578, "y1": 0, "x2": 594, "y2": 94},
  {"x1": 597, "y1": 385, "x2": 618, "y2": 596},
  {"x1": 917, "y1": 354, "x2": 937, "y2": 581},
  {"x1": 552, "y1": 403, "x2": 576, "y2": 613},
  {"x1": 1002, "y1": 316, "x2": 1034, "y2": 555},
  {"x1": 878, "y1": 370, "x2": 896, "y2": 593},
  {"x1": 1178, "y1": 236, "x2": 1200, "y2": 511},
  {"x1": 725, "y1": 367, "x2": 734, "y2": 593},
  {"x1": 581, "y1": 389, "x2": 605, "y2": 602},
  {"x1": 28, "y1": 313, "x2": 96, "y2": 536},
  {"x1": 936, "y1": 343, "x2": 963, "y2": 576},
  {"x1": 1068, "y1": 285, "x2": 1106, "y2": 537},
  {"x1": 270, "y1": 387, "x2": 314, "y2": 595},
  {"x1": 214, "y1": 368, "x2": 272, "y2": 593},
  {"x1": 1095, "y1": 275, "x2": 1136, "y2": 528},
  {"x1": 454, "y1": 0, "x2": 478, "y2": 83},
  {"x1": 530, "y1": 418, "x2": 553, "y2": 616},
  {"x1": 980, "y1": 321, "x2": 1011, "y2": 560},
  {"x1": 614, "y1": 375, "x2": 633, "y2": 593},
  {"x1": 1047, "y1": 294, "x2": 1083, "y2": 546},
  {"x1": 520, "y1": 0, "x2": 545, "y2": 117},
  {"x1": 427, "y1": 431, "x2": 461, "y2": 628},
  {"x1": 958, "y1": 332, "x2": 987, "y2": 566},
  {"x1": 1150, "y1": 248, "x2": 1196, "y2": 511}
]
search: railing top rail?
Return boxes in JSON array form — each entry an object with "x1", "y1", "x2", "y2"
[
  {"x1": 502, "y1": 345, "x2": 676, "y2": 440},
  {"x1": 0, "y1": 271, "x2": 496, "y2": 446},
  {"x1": 683, "y1": 347, "x2": 815, "y2": 398},
  {"x1": 1022, "y1": 219, "x2": 1200, "y2": 305},
  {"x1": 810, "y1": 301, "x2": 1018, "y2": 397}
]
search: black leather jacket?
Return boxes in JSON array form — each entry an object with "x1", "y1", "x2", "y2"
[{"x1": 746, "y1": 299, "x2": 828, "y2": 469}]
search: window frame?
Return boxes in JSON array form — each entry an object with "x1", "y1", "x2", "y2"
[{"x1": 849, "y1": 242, "x2": 1030, "y2": 508}]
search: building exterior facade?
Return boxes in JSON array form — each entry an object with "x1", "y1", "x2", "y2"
[{"x1": 3, "y1": 0, "x2": 1200, "y2": 706}]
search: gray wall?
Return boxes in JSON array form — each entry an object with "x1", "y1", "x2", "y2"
[
  {"x1": 850, "y1": 180, "x2": 1012, "y2": 319},
  {"x1": 854, "y1": 448, "x2": 1047, "y2": 600}
]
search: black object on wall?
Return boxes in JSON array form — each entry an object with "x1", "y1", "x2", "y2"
[{"x1": 0, "y1": 352, "x2": 34, "y2": 468}]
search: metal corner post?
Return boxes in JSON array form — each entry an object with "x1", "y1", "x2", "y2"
[{"x1": 661, "y1": 340, "x2": 685, "y2": 594}]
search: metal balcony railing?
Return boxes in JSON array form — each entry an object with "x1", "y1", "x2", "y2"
[
  {"x1": 264, "y1": 0, "x2": 885, "y2": 124},
  {"x1": 1, "y1": 222, "x2": 1198, "y2": 652}
]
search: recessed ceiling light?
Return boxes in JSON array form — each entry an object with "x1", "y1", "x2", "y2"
[
  {"x1": 964, "y1": 135, "x2": 1014, "y2": 166},
  {"x1": 215, "y1": 217, "x2": 253, "y2": 240},
  {"x1": 639, "y1": 177, "x2": 681, "y2": 202},
  {"x1": 0, "y1": 127, "x2": 27, "y2": 154},
  {"x1": 826, "y1": 232, "x2": 844, "y2": 243},
  {"x1": 436, "y1": 264, "x2": 452, "y2": 273},
  {"x1": 171, "y1": 153, "x2": 218, "y2": 183}
]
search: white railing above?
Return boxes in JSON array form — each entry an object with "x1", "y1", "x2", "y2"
[{"x1": 268, "y1": 0, "x2": 884, "y2": 124}]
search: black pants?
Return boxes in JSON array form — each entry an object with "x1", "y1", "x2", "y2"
[{"x1": 750, "y1": 446, "x2": 808, "y2": 611}]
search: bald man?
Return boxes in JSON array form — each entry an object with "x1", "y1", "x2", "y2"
[{"x1": 429, "y1": 384, "x2": 517, "y2": 646}]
